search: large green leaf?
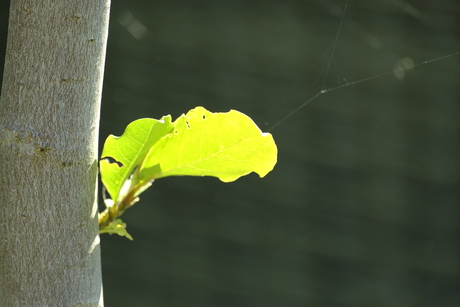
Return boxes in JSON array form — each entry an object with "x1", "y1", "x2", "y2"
[
  {"x1": 100, "y1": 116, "x2": 174, "y2": 202},
  {"x1": 138, "y1": 107, "x2": 277, "y2": 183}
]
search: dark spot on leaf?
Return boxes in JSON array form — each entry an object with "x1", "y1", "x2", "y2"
[
  {"x1": 202, "y1": 114, "x2": 206, "y2": 120},
  {"x1": 102, "y1": 156, "x2": 123, "y2": 167},
  {"x1": 186, "y1": 121, "x2": 191, "y2": 128},
  {"x1": 174, "y1": 130, "x2": 179, "y2": 134}
]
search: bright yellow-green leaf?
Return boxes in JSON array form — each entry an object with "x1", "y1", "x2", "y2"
[
  {"x1": 138, "y1": 107, "x2": 277, "y2": 183},
  {"x1": 98, "y1": 107, "x2": 277, "y2": 238},
  {"x1": 100, "y1": 116, "x2": 174, "y2": 202},
  {"x1": 99, "y1": 219, "x2": 133, "y2": 240}
]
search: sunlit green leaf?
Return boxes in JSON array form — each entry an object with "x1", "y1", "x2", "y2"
[
  {"x1": 100, "y1": 116, "x2": 174, "y2": 202},
  {"x1": 138, "y1": 107, "x2": 277, "y2": 183},
  {"x1": 98, "y1": 107, "x2": 277, "y2": 238},
  {"x1": 99, "y1": 219, "x2": 133, "y2": 240}
]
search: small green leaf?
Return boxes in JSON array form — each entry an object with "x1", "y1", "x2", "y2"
[
  {"x1": 99, "y1": 219, "x2": 133, "y2": 240},
  {"x1": 138, "y1": 107, "x2": 277, "y2": 183},
  {"x1": 100, "y1": 116, "x2": 174, "y2": 202}
]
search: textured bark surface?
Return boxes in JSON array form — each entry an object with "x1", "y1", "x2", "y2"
[{"x1": 0, "y1": 1, "x2": 110, "y2": 306}]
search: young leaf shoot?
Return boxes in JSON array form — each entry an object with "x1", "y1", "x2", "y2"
[{"x1": 99, "y1": 107, "x2": 277, "y2": 238}]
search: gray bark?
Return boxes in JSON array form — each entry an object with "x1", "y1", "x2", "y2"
[{"x1": 0, "y1": 0, "x2": 110, "y2": 306}]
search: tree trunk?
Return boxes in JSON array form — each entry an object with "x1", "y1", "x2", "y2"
[{"x1": 0, "y1": 0, "x2": 110, "y2": 306}]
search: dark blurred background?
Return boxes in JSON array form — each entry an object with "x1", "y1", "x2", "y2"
[{"x1": 1, "y1": 0, "x2": 460, "y2": 306}]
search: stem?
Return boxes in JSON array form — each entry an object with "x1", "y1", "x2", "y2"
[{"x1": 98, "y1": 178, "x2": 151, "y2": 231}]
